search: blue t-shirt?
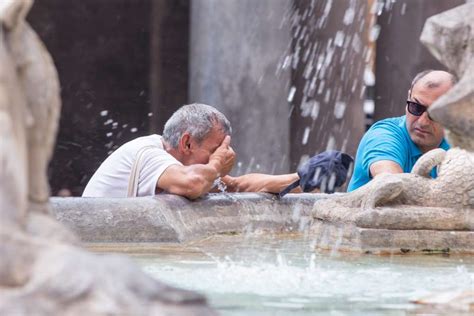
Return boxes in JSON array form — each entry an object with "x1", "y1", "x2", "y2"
[{"x1": 347, "y1": 116, "x2": 450, "y2": 192}]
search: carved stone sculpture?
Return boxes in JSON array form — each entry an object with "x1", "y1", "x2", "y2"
[
  {"x1": 0, "y1": 1, "x2": 215, "y2": 314},
  {"x1": 311, "y1": 3, "x2": 474, "y2": 235}
]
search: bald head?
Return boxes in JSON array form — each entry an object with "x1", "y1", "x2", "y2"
[
  {"x1": 406, "y1": 70, "x2": 455, "y2": 153},
  {"x1": 410, "y1": 70, "x2": 456, "y2": 96}
]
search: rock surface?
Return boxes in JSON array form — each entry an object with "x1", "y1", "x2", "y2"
[
  {"x1": 420, "y1": 2, "x2": 474, "y2": 151},
  {"x1": 0, "y1": 1, "x2": 216, "y2": 315},
  {"x1": 51, "y1": 193, "x2": 474, "y2": 255},
  {"x1": 51, "y1": 193, "x2": 320, "y2": 243}
]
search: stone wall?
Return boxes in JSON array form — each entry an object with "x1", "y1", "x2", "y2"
[{"x1": 189, "y1": 0, "x2": 292, "y2": 175}]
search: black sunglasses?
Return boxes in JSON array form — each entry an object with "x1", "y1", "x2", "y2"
[{"x1": 406, "y1": 100, "x2": 432, "y2": 119}]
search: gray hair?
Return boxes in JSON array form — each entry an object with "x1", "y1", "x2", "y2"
[{"x1": 162, "y1": 103, "x2": 232, "y2": 148}]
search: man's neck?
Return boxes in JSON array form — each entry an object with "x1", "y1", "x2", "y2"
[
  {"x1": 419, "y1": 142, "x2": 441, "y2": 154},
  {"x1": 162, "y1": 139, "x2": 182, "y2": 162}
]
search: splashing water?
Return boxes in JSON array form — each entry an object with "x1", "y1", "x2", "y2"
[{"x1": 130, "y1": 234, "x2": 474, "y2": 316}]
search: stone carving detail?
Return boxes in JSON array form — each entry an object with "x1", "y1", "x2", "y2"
[
  {"x1": 312, "y1": 3, "x2": 473, "y2": 231},
  {"x1": 0, "y1": 1, "x2": 215, "y2": 314}
]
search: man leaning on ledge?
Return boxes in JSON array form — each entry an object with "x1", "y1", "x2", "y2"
[
  {"x1": 82, "y1": 103, "x2": 301, "y2": 199},
  {"x1": 348, "y1": 70, "x2": 456, "y2": 192}
]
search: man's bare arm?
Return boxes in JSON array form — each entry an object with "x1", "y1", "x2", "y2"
[
  {"x1": 157, "y1": 136, "x2": 235, "y2": 199},
  {"x1": 369, "y1": 160, "x2": 403, "y2": 178},
  {"x1": 158, "y1": 163, "x2": 220, "y2": 199},
  {"x1": 221, "y1": 173, "x2": 300, "y2": 194}
]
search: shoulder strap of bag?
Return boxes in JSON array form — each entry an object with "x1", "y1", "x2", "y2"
[{"x1": 127, "y1": 145, "x2": 159, "y2": 197}]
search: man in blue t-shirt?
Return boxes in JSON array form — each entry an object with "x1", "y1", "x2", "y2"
[{"x1": 348, "y1": 70, "x2": 456, "y2": 192}]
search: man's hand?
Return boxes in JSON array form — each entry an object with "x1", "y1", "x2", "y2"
[{"x1": 208, "y1": 135, "x2": 235, "y2": 176}]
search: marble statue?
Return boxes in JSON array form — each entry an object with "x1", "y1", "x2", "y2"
[{"x1": 0, "y1": 1, "x2": 215, "y2": 314}]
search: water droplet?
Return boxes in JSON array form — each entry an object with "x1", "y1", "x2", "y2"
[
  {"x1": 364, "y1": 68, "x2": 375, "y2": 86},
  {"x1": 400, "y1": 3, "x2": 407, "y2": 16},
  {"x1": 303, "y1": 63, "x2": 314, "y2": 79},
  {"x1": 104, "y1": 119, "x2": 113, "y2": 125},
  {"x1": 351, "y1": 34, "x2": 362, "y2": 53},
  {"x1": 376, "y1": 1, "x2": 384, "y2": 16},
  {"x1": 324, "y1": 89, "x2": 331, "y2": 103},
  {"x1": 100, "y1": 110, "x2": 108, "y2": 116},
  {"x1": 302, "y1": 127, "x2": 311, "y2": 145},
  {"x1": 343, "y1": 7, "x2": 355, "y2": 25},
  {"x1": 106, "y1": 132, "x2": 113, "y2": 137},
  {"x1": 364, "y1": 100, "x2": 375, "y2": 115},
  {"x1": 326, "y1": 135, "x2": 336, "y2": 151},
  {"x1": 300, "y1": 98, "x2": 313, "y2": 118},
  {"x1": 148, "y1": 112, "x2": 153, "y2": 117},
  {"x1": 130, "y1": 127, "x2": 138, "y2": 133},
  {"x1": 311, "y1": 101, "x2": 320, "y2": 120},
  {"x1": 288, "y1": 86, "x2": 297, "y2": 102},
  {"x1": 334, "y1": 102, "x2": 347, "y2": 119},
  {"x1": 282, "y1": 55, "x2": 292, "y2": 69},
  {"x1": 334, "y1": 31, "x2": 345, "y2": 47},
  {"x1": 317, "y1": 80, "x2": 325, "y2": 95},
  {"x1": 369, "y1": 24, "x2": 381, "y2": 42}
]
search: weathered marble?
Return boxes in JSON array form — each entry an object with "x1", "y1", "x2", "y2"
[
  {"x1": 0, "y1": 1, "x2": 216, "y2": 314},
  {"x1": 51, "y1": 193, "x2": 474, "y2": 255},
  {"x1": 420, "y1": 2, "x2": 474, "y2": 152},
  {"x1": 412, "y1": 290, "x2": 474, "y2": 313},
  {"x1": 51, "y1": 193, "x2": 320, "y2": 243},
  {"x1": 0, "y1": 230, "x2": 216, "y2": 316}
]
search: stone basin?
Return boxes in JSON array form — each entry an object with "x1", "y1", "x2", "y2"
[{"x1": 51, "y1": 193, "x2": 474, "y2": 255}]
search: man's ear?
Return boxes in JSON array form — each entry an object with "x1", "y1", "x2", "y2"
[{"x1": 179, "y1": 133, "x2": 192, "y2": 154}]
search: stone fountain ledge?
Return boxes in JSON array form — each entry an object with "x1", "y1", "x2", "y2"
[{"x1": 51, "y1": 193, "x2": 474, "y2": 255}]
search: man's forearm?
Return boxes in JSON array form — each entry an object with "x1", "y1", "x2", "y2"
[
  {"x1": 222, "y1": 173, "x2": 299, "y2": 193},
  {"x1": 157, "y1": 163, "x2": 220, "y2": 199},
  {"x1": 369, "y1": 160, "x2": 403, "y2": 178}
]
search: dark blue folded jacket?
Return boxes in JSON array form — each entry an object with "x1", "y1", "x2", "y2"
[{"x1": 279, "y1": 150, "x2": 353, "y2": 197}]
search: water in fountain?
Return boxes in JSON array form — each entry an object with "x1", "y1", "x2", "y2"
[{"x1": 130, "y1": 234, "x2": 474, "y2": 315}]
